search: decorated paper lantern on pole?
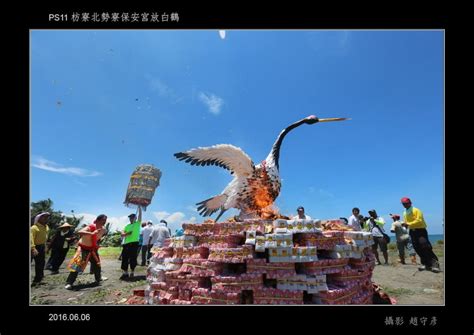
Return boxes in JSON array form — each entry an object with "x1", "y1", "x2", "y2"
[{"x1": 124, "y1": 164, "x2": 162, "y2": 211}]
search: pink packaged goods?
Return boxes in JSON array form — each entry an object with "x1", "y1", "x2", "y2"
[
  {"x1": 182, "y1": 223, "x2": 216, "y2": 236},
  {"x1": 351, "y1": 290, "x2": 373, "y2": 304},
  {"x1": 150, "y1": 282, "x2": 169, "y2": 291},
  {"x1": 144, "y1": 216, "x2": 376, "y2": 304},
  {"x1": 302, "y1": 259, "x2": 349, "y2": 275},
  {"x1": 211, "y1": 273, "x2": 263, "y2": 291},
  {"x1": 253, "y1": 288, "x2": 304, "y2": 305},
  {"x1": 246, "y1": 258, "x2": 267, "y2": 274},
  {"x1": 198, "y1": 234, "x2": 242, "y2": 248},
  {"x1": 178, "y1": 288, "x2": 193, "y2": 301},
  {"x1": 169, "y1": 299, "x2": 193, "y2": 305},
  {"x1": 208, "y1": 246, "x2": 254, "y2": 263},
  {"x1": 181, "y1": 246, "x2": 209, "y2": 259},
  {"x1": 300, "y1": 233, "x2": 343, "y2": 250},
  {"x1": 265, "y1": 263, "x2": 297, "y2": 279},
  {"x1": 329, "y1": 269, "x2": 372, "y2": 285},
  {"x1": 242, "y1": 219, "x2": 268, "y2": 233},
  {"x1": 191, "y1": 288, "x2": 241, "y2": 304},
  {"x1": 318, "y1": 284, "x2": 358, "y2": 305},
  {"x1": 180, "y1": 258, "x2": 224, "y2": 277},
  {"x1": 246, "y1": 259, "x2": 296, "y2": 277},
  {"x1": 154, "y1": 247, "x2": 174, "y2": 258}
]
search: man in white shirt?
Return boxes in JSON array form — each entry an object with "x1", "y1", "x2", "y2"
[
  {"x1": 140, "y1": 221, "x2": 154, "y2": 266},
  {"x1": 148, "y1": 220, "x2": 171, "y2": 249},
  {"x1": 293, "y1": 206, "x2": 312, "y2": 220},
  {"x1": 348, "y1": 207, "x2": 362, "y2": 231}
]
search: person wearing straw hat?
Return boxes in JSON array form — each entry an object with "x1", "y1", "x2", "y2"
[
  {"x1": 46, "y1": 222, "x2": 76, "y2": 274},
  {"x1": 31, "y1": 212, "x2": 51, "y2": 285}
]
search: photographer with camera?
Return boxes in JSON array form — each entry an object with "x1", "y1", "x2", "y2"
[{"x1": 367, "y1": 209, "x2": 389, "y2": 265}]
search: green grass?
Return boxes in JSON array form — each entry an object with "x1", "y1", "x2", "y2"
[
  {"x1": 67, "y1": 247, "x2": 122, "y2": 258},
  {"x1": 387, "y1": 243, "x2": 397, "y2": 251},
  {"x1": 432, "y1": 244, "x2": 444, "y2": 258},
  {"x1": 82, "y1": 288, "x2": 111, "y2": 304}
]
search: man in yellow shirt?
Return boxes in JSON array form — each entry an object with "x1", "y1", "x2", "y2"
[
  {"x1": 401, "y1": 197, "x2": 440, "y2": 273},
  {"x1": 31, "y1": 212, "x2": 50, "y2": 285}
]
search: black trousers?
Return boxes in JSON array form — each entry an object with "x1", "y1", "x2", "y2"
[
  {"x1": 33, "y1": 244, "x2": 46, "y2": 282},
  {"x1": 66, "y1": 249, "x2": 101, "y2": 285},
  {"x1": 90, "y1": 249, "x2": 100, "y2": 274},
  {"x1": 140, "y1": 244, "x2": 153, "y2": 265},
  {"x1": 140, "y1": 245, "x2": 148, "y2": 265},
  {"x1": 409, "y1": 228, "x2": 439, "y2": 268},
  {"x1": 121, "y1": 242, "x2": 139, "y2": 272},
  {"x1": 49, "y1": 247, "x2": 69, "y2": 271}
]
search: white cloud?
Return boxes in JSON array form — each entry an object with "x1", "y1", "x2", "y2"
[
  {"x1": 186, "y1": 205, "x2": 198, "y2": 213},
  {"x1": 152, "y1": 211, "x2": 186, "y2": 224},
  {"x1": 153, "y1": 211, "x2": 170, "y2": 219},
  {"x1": 219, "y1": 30, "x2": 226, "y2": 39},
  {"x1": 167, "y1": 212, "x2": 186, "y2": 223},
  {"x1": 153, "y1": 211, "x2": 198, "y2": 235},
  {"x1": 198, "y1": 92, "x2": 224, "y2": 115},
  {"x1": 147, "y1": 75, "x2": 183, "y2": 104},
  {"x1": 32, "y1": 156, "x2": 101, "y2": 177},
  {"x1": 106, "y1": 215, "x2": 131, "y2": 232},
  {"x1": 150, "y1": 78, "x2": 173, "y2": 97}
]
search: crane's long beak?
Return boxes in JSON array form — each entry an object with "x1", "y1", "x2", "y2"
[{"x1": 318, "y1": 117, "x2": 351, "y2": 123}]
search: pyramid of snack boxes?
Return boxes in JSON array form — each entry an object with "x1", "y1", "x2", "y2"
[{"x1": 140, "y1": 218, "x2": 376, "y2": 305}]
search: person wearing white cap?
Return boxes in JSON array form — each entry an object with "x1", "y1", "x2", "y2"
[
  {"x1": 46, "y1": 222, "x2": 76, "y2": 274},
  {"x1": 31, "y1": 212, "x2": 51, "y2": 285},
  {"x1": 148, "y1": 220, "x2": 171, "y2": 249}
]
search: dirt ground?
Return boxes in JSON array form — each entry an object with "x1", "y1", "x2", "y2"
[
  {"x1": 30, "y1": 256, "x2": 149, "y2": 305},
  {"x1": 30, "y1": 246, "x2": 444, "y2": 305},
  {"x1": 371, "y1": 247, "x2": 444, "y2": 305}
]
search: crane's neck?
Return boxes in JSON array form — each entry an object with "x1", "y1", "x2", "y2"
[{"x1": 266, "y1": 119, "x2": 307, "y2": 169}]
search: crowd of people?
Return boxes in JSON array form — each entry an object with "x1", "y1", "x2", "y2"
[
  {"x1": 30, "y1": 206, "x2": 172, "y2": 290},
  {"x1": 341, "y1": 197, "x2": 440, "y2": 272},
  {"x1": 30, "y1": 196, "x2": 441, "y2": 291},
  {"x1": 296, "y1": 198, "x2": 440, "y2": 272}
]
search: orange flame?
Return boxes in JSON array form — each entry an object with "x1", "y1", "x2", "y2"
[{"x1": 254, "y1": 188, "x2": 273, "y2": 209}]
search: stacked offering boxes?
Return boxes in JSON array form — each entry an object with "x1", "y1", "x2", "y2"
[
  {"x1": 138, "y1": 218, "x2": 376, "y2": 305},
  {"x1": 123, "y1": 164, "x2": 161, "y2": 210}
]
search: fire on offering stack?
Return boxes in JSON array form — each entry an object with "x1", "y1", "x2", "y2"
[{"x1": 139, "y1": 218, "x2": 376, "y2": 305}]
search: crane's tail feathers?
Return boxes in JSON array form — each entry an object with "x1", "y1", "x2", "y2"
[
  {"x1": 214, "y1": 208, "x2": 228, "y2": 223},
  {"x1": 196, "y1": 194, "x2": 228, "y2": 217}
]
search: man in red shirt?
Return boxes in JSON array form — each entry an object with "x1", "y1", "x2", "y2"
[{"x1": 65, "y1": 214, "x2": 107, "y2": 290}]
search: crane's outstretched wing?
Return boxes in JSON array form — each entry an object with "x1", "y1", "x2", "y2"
[
  {"x1": 174, "y1": 144, "x2": 254, "y2": 177},
  {"x1": 196, "y1": 194, "x2": 227, "y2": 217}
]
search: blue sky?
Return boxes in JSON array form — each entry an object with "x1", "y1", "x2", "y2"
[{"x1": 31, "y1": 30, "x2": 444, "y2": 234}]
